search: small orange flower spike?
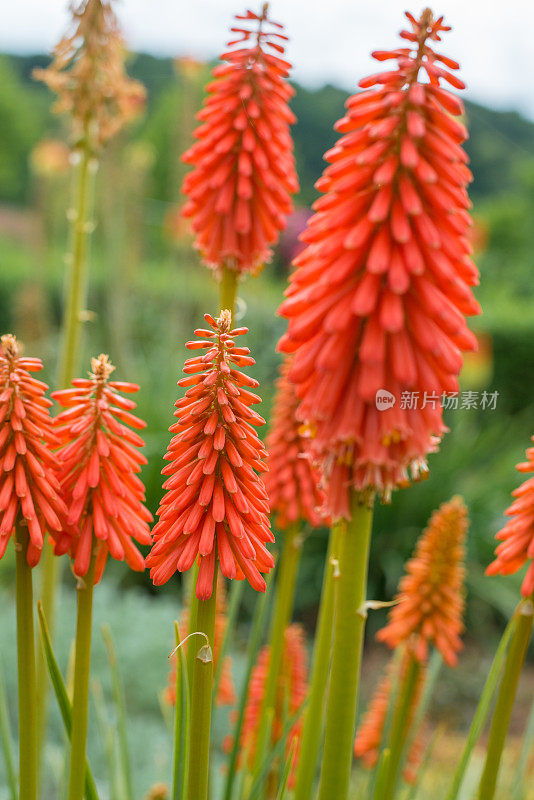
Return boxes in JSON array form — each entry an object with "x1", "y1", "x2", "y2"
[
  {"x1": 147, "y1": 312, "x2": 274, "y2": 600},
  {"x1": 0, "y1": 335, "x2": 67, "y2": 565},
  {"x1": 265, "y1": 357, "x2": 326, "y2": 529},
  {"x1": 486, "y1": 436, "x2": 534, "y2": 597},
  {"x1": 51, "y1": 354, "x2": 152, "y2": 583},
  {"x1": 181, "y1": 6, "x2": 298, "y2": 275},
  {"x1": 377, "y1": 496, "x2": 468, "y2": 666}
]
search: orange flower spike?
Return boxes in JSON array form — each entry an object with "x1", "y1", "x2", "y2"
[
  {"x1": 354, "y1": 651, "x2": 426, "y2": 783},
  {"x1": 265, "y1": 357, "x2": 326, "y2": 529},
  {"x1": 181, "y1": 5, "x2": 298, "y2": 275},
  {"x1": 51, "y1": 354, "x2": 152, "y2": 583},
  {"x1": 147, "y1": 311, "x2": 274, "y2": 599},
  {"x1": 239, "y1": 624, "x2": 308, "y2": 786},
  {"x1": 278, "y1": 9, "x2": 480, "y2": 518},
  {"x1": 486, "y1": 436, "x2": 534, "y2": 597},
  {"x1": 377, "y1": 496, "x2": 468, "y2": 666},
  {"x1": 0, "y1": 335, "x2": 67, "y2": 565}
]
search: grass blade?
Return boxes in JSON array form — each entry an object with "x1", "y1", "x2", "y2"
[
  {"x1": 275, "y1": 735, "x2": 297, "y2": 800},
  {"x1": 444, "y1": 614, "x2": 517, "y2": 800},
  {"x1": 511, "y1": 693, "x2": 534, "y2": 800},
  {"x1": 101, "y1": 624, "x2": 134, "y2": 800},
  {"x1": 36, "y1": 601, "x2": 100, "y2": 800},
  {"x1": 0, "y1": 657, "x2": 17, "y2": 800},
  {"x1": 223, "y1": 573, "x2": 275, "y2": 800}
]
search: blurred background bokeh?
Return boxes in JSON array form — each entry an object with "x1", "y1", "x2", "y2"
[{"x1": 0, "y1": 18, "x2": 533, "y2": 796}]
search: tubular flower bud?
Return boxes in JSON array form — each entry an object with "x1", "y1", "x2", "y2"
[
  {"x1": 181, "y1": 6, "x2": 298, "y2": 275},
  {"x1": 230, "y1": 624, "x2": 308, "y2": 787},
  {"x1": 377, "y1": 496, "x2": 468, "y2": 666},
  {"x1": 34, "y1": 0, "x2": 145, "y2": 150},
  {"x1": 278, "y1": 9, "x2": 480, "y2": 518},
  {"x1": 486, "y1": 436, "x2": 534, "y2": 597},
  {"x1": 165, "y1": 573, "x2": 236, "y2": 707},
  {"x1": 354, "y1": 650, "x2": 426, "y2": 783},
  {"x1": 0, "y1": 335, "x2": 67, "y2": 565},
  {"x1": 265, "y1": 357, "x2": 326, "y2": 529},
  {"x1": 147, "y1": 312, "x2": 274, "y2": 600},
  {"x1": 51, "y1": 354, "x2": 152, "y2": 583}
]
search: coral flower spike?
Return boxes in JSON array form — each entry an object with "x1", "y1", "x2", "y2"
[
  {"x1": 265, "y1": 356, "x2": 326, "y2": 529},
  {"x1": 487, "y1": 436, "x2": 534, "y2": 597},
  {"x1": 181, "y1": 4, "x2": 298, "y2": 275},
  {"x1": 51, "y1": 354, "x2": 152, "y2": 583},
  {"x1": 278, "y1": 9, "x2": 480, "y2": 518},
  {"x1": 147, "y1": 311, "x2": 274, "y2": 599},
  {"x1": 0, "y1": 335, "x2": 66, "y2": 564},
  {"x1": 377, "y1": 496, "x2": 468, "y2": 666}
]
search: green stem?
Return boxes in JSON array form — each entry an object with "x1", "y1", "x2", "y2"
[
  {"x1": 219, "y1": 266, "x2": 239, "y2": 320},
  {"x1": 252, "y1": 525, "x2": 303, "y2": 780},
  {"x1": 293, "y1": 521, "x2": 343, "y2": 800},
  {"x1": 317, "y1": 494, "x2": 374, "y2": 800},
  {"x1": 15, "y1": 524, "x2": 37, "y2": 800},
  {"x1": 187, "y1": 571, "x2": 217, "y2": 800},
  {"x1": 186, "y1": 561, "x2": 200, "y2": 697},
  {"x1": 477, "y1": 597, "x2": 534, "y2": 800},
  {"x1": 382, "y1": 651, "x2": 421, "y2": 800},
  {"x1": 37, "y1": 141, "x2": 97, "y2": 761},
  {"x1": 67, "y1": 555, "x2": 96, "y2": 800}
]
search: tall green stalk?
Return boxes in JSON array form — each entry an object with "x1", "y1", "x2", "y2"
[
  {"x1": 219, "y1": 266, "x2": 238, "y2": 318},
  {"x1": 187, "y1": 572, "x2": 217, "y2": 800},
  {"x1": 381, "y1": 651, "x2": 421, "y2": 800},
  {"x1": 15, "y1": 524, "x2": 38, "y2": 800},
  {"x1": 477, "y1": 597, "x2": 534, "y2": 800},
  {"x1": 293, "y1": 522, "x2": 343, "y2": 800},
  {"x1": 67, "y1": 553, "x2": 96, "y2": 800},
  {"x1": 317, "y1": 494, "x2": 374, "y2": 800},
  {"x1": 252, "y1": 525, "x2": 303, "y2": 781},
  {"x1": 38, "y1": 141, "x2": 97, "y2": 753}
]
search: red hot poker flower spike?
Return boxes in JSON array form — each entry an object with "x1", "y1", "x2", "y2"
[
  {"x1": 0, "y1": 335, "x2": 66, "y2": 565},
  {"x1": 181, "y1": 5, "x2": 298, "y2": 275},
  {"x1": 265, "y1": 356, "x2": 326, "y2": 529},
  {"x1": 377, "y1": 496, "x2": 468, "y2": 666},
  {"x1": 278, "y1": 9, "x2": 480, "y2": 518},
  {"x1": 354, "y1": 650, "x2": 425, "y2": 783},
  {"x1": 486, "y1": 436, "x2": 534, "y2": 597},
  {"x1": 147, "y1": 311, "x2": 274, "y2": 600},
  {"x1": 51, "y1": 354, "x2": 152, "y2": 583},
  {"x1": 231, "y1": 624, "x2": 308, "y2": 787}
]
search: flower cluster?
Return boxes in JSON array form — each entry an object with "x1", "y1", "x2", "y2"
[
  {"x1": 265, "y1": 357, "x2": 326, "y2": 529},
  {"x1": 354, "y1": 650, "x2": 425, "y2": 783},
  {"x1": 278, "y1": 9, "x2": 479, "y2": 517},
  {"x1": 377, "y1": 496, "x2": 468, "y2": 666},
  {"x1": 231, "y1": 624, "x2": 307, "y2": 786},
  {"x1": 34, "y1": 0, "x2": 145, "y2": 149},
  {"x1": 165, "y1": 573, "x2": 236, "y2": 707},
  {"x1": 147, "y1": 311, "x2": 274, "y2": 600},
  {"x1": 181, "y1": 6, "x2": 298, "y2": 274},
  {"x1": 0, "y1": 335, "x2": 66, "y2": 565},
  {"x1": 486, "y1": 436, "x2": 534, "y2": 597},
  {"x1": 51, "y1": 354, "x2": 152, "y2": 583}
]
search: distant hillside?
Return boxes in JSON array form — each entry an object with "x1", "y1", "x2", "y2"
[{"x1": 3, "y1": 51, "x2": 534, "y2": 206}]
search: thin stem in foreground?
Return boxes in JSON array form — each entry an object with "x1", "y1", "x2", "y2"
[
  {"x1": 67, "y1": 553, "x2": 96, "y2": 800},
  {"x1": 15, "y1": 524, "x2": 38, "y2": 800},
  {"x1": 382, "y1": 650, "x2": 421, "y2": 800},
  {"x1": 187, "y1": 572, "x2": 217, "y2": 800},
  {"x1": 252, "y1": 524, "x2": 303, "y2": 781},
  {"x1": 293, "y1": 520, "x2": 343, "y2": 800},
  {"x1": 477, "y1": 597, "x2": 534, "y2": 800},
  {"x1": 317, "y1": 494, "x2": 374, "y2": 800}
]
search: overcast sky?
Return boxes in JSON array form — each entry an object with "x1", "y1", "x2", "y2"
[{"x1": 2, "y1": 0, "x2": 533, "y2": 119}]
